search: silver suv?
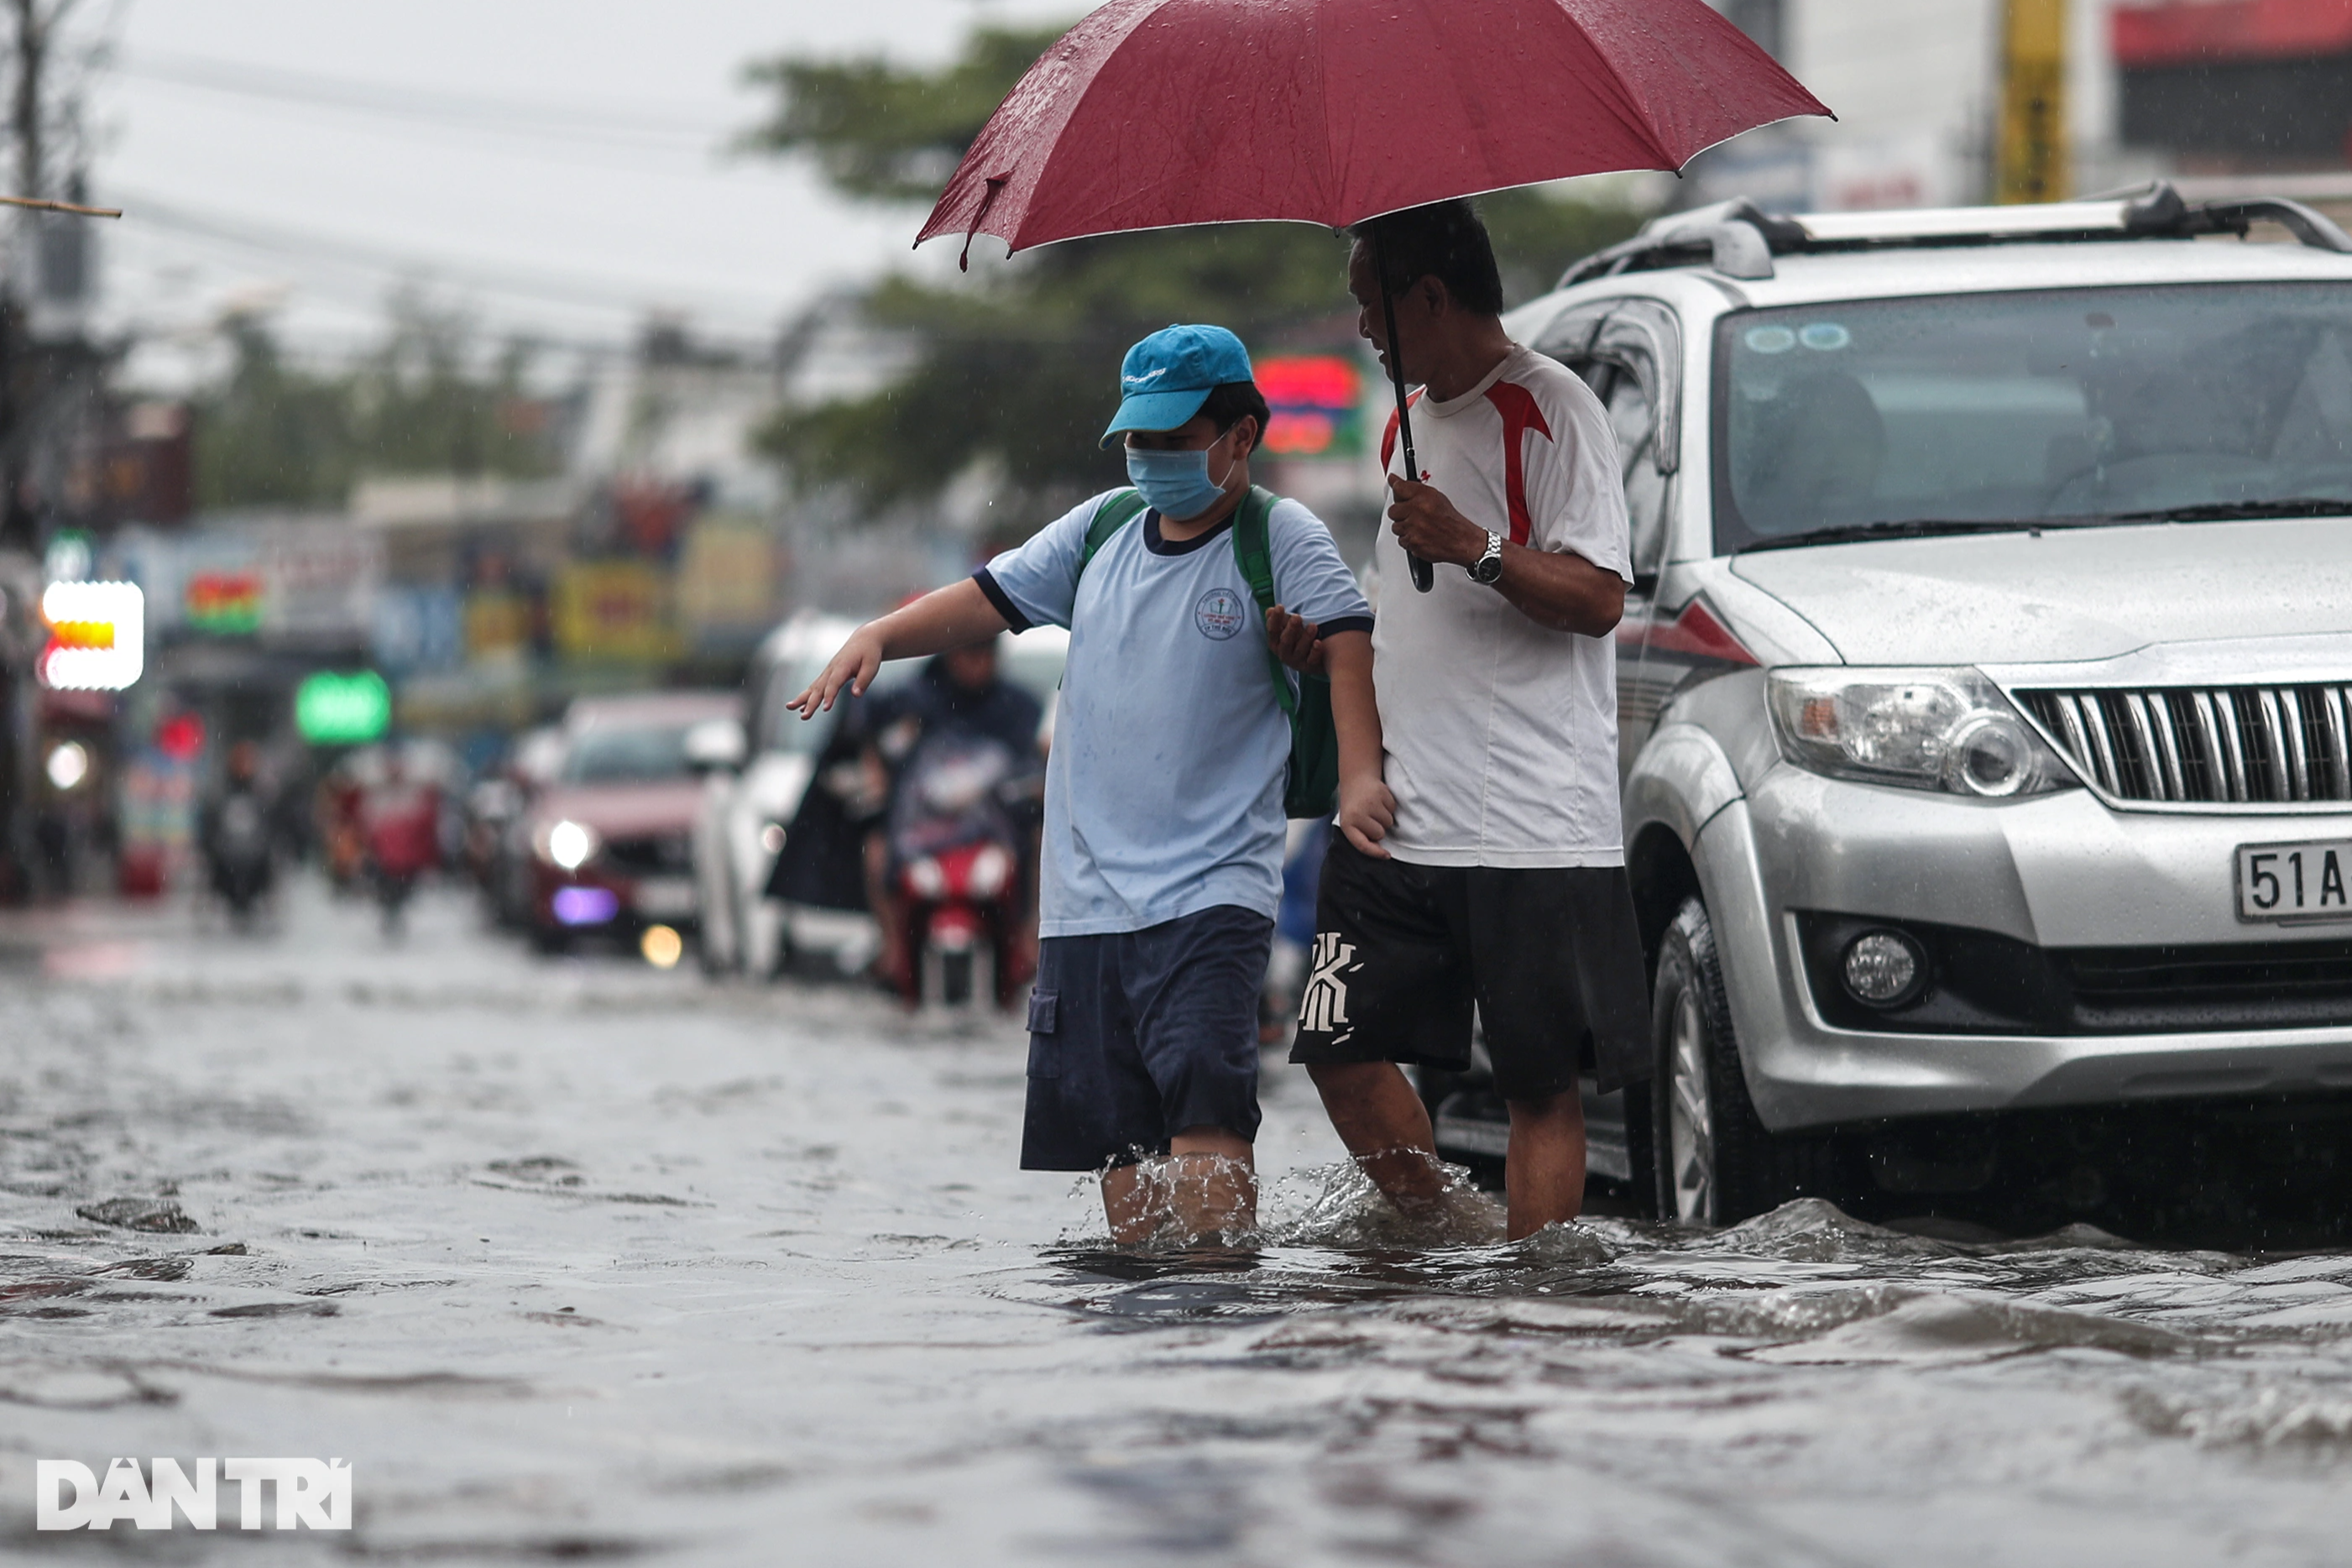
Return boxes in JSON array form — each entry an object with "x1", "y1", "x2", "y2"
[{"x1": 1431, "y1": 183, "x2": 2352, "y2": 1224}]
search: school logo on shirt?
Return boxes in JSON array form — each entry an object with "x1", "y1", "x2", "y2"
[{"x1": 1194, "y1": 587, "x2": 1247, "y2": 640}]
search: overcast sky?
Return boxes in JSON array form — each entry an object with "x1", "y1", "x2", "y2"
[{"x1": 89, "y1": 0, "x2": 1074, "y2": 383}]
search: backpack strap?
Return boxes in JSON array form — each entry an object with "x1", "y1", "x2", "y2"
[
  {"x1": 1076, "y1": 488, "x2": 1147, "y2": 582},
  {"x1": 1230, "y1": 486, "x2": 1297, "y2": 719}
]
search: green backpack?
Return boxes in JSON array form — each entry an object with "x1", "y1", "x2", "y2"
[{"x1": 1075, "y1": 485, "x2": 1342, "y2": 819}]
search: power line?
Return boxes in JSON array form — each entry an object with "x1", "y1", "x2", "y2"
[
  {"x1": 111, "y1": 186, "x2": 789, "y2": 333},
  {"x1": 118, "y1": 48, "x2": 732, "y2": 154}
]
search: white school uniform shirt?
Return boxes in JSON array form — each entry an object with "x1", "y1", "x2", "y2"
[{"x1": 1372, "y1": 343, "x2": 1633, "y2": 868}]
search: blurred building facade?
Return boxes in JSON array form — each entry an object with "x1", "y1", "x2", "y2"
[{"x1": 1691, "y1": 0, "x2": 2352, "y2": 217}]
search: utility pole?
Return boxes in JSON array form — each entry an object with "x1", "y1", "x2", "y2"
[
  {"x1": 10, "y1": 0, "x2": 43, "y2": 202},
  {"x1": 1996, "y1": 0, "x2": 2069, "y2": 204},
  {"x1": 0, "y1": 0, "x2": 83, "y2": 902},
  {"x1": 0, "y1": 0, "x2": 65, "y2": 559}
]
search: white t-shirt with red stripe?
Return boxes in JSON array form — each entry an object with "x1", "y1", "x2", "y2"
[{"x1": 1372, "y1": 342, "x2": 1632, "y2": 868}]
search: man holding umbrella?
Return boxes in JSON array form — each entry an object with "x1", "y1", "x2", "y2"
[
  {"x1": 904, "y1": 0, "x2": 1827, "y2": 1241},
  {"x1": 1283, "y1": 200, "x2": 1651, "y2": 1241}
]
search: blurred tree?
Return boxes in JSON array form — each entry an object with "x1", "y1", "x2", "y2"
[
  {"x1": 744, "y1": 25, "x2": 1648, "y2": 507},
  {"x1": 191, "y1": 297, "x2": 557, "y2": 511},
  {"x1": 192, "y1": 312, "x2": 355, "y2": 510},
  {"x1": 347, "y1": 291, "x2": 542, "y2": 482},
  {"x1": 742, "y1": 26, "x2": 1064, "y2": 202}
]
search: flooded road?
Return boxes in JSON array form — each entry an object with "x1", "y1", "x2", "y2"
[{"x1": 6, "y1": 881, "x2": 2352, "y2": 1564}]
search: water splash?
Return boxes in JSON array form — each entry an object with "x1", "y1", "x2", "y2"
[{"x1": 1262, "y1": 1157, "x2": 1506, "y2": 1250}]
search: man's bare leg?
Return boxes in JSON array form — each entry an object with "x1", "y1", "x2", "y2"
[
  {"x1": 1305, "y1": 1061, "x2": 1450, "y2": 1218},
  {"x1": 1100, "y1": 1126, "x2": 1257, "y2": 1243},
  {"x1": 1503, "y1": 1088, "x2": 1586, "y2": 1239}
]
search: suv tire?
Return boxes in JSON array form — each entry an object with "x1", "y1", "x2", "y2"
[{"x1": 1652, "y1": 896, "x2": 1842, "y2": 1224}]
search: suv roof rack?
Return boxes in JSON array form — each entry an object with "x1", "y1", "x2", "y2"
[{"x1": 1557, "y1": 180, "x2": 2352, "y2": 289}]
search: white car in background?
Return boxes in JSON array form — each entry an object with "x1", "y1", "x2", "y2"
[
  {"x1": 695, "y1": 611, "x2": 1069, "y2": 979},
  {"x1": 695, "y1": 612, "x2": 860, "y2": 977}
]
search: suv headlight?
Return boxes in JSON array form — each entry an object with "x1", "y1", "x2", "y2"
[
  {"x1": 533, "y1": 819, "x2": 601, "y2": 870},
  {"x1": 1767, "y1": 667, "x2": 2078, "y2": 799}
]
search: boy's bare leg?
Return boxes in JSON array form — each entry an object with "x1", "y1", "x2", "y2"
[
  {"x1": 1099, "y1": 1126, "x2": 1257, "y2": 1243},
  {"x1": 1100, "y1": 1162, "x2": 1161, "y2": 1243},
  {"x1": 1503, "y1": 1089, "x2": 1586, "y2": 1239},
  {"x1": 1304, "y1": 1061, "x2": 1450, "y2": 1217}
]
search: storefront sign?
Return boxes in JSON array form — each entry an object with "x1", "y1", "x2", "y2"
[
  {"x1": 1256, "y1": 355, "x2": 1365, "y2": 458},
  {"x1": 295, "y1": 670, "x2": 392, "y2": 745},
  {"x1": 552, "y1": 561, "x2": 680, "y2": 663},
  {"x1": 186, "y1": 570, "x2": 264, "y2": 635},
  {"x1": 39, "y1": 582, "x2": 144, "y2": 691}
]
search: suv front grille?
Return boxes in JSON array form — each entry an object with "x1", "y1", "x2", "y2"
[
  {"x1": 602, "y1": 834, "x2": 693, "y2": 875},
  {"x1": 2018, "y1": 685, "x2": 2352, "y2": 805},
  {"x1": 2061, "y1": 939, "x2": 2352, "y2": 1032}
]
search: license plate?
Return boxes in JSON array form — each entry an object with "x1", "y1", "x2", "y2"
[
  {"x1": 633, "y1": 878, "x2": 698, "y2": 918},
  {"x1": 2237, "y1": 840, "x2": 2352, "y2": 921}
]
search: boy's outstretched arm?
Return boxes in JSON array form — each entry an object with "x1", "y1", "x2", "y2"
[
  {"x1": 1320, "y1": 630, "x2": 1394, "y2": 859},
  {"x1": 788, "y1": 579, "x2": 1010, "y2": 719}
]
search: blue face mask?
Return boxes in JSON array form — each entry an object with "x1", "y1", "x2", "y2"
[{"x1": 1125, "y1": 440, "x2": 1232, "y2": 521}]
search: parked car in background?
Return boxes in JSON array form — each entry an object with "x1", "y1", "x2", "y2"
[
  {"x1": 523, "y1": 693, "x2": 743, "y2": 954},
  {"x1": 694, "y1": 613, "x2": 1069, "y2": 980},
  {"x1": 1427, "y1": 183, "x2": 2352, "y2": 1227},
  {"x1": 694, "y1": 613, "x2": 859, "y2": 976}
]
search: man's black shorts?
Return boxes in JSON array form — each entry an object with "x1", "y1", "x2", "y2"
[
  {"x1": 1288, "y1": 839, "x2": 1651, "y2": 1097},
  {"x1": 1022, "y1": 906, "x2": 1273, "y2": 1172}
]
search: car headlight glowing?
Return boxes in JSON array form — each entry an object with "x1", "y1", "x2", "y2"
[
  {"x1": 542, "y1": 819, "x2": 599, "y2": 870},
  {"x1": 1768, "y1": 667, "x2": 2077, "y2": 798}
]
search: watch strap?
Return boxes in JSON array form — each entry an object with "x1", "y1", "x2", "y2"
[{"x1": 1468, "y1": 531, "x2": 1504, "y2": 583}]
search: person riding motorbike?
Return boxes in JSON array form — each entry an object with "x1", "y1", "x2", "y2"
[
  {"x1": 859, "y1": 641, "x2": 1043, "y2": 1003},
  {"x1": 360, "y1": 747, "x2": 441, "y2": 936},
  {"x1": 200, "y1": 740, "x2": 276, "y2": 923}
]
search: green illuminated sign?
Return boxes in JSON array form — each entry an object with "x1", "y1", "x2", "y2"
[{"x1": 295, "y1": 670, "x2": 391, "y2": 745}]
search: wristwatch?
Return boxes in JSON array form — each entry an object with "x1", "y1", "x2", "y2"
[{"x1": 1466, "y1": 531, "x2": 1505, "y2": 584}]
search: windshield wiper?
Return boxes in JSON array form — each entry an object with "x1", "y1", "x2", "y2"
[
  {"x1": 1737, "y1": 518, "x2": 2066, "y2": 554},
  {"x1": 2102, "y1": 497, "x2": 2352, "y2": 523}
]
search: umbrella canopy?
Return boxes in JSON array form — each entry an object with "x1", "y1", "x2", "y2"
[{"x1": 917, "y1": 0, "x2": 1831, "y2": 259}]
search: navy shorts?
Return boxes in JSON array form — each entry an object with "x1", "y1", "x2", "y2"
[{"x1": 1021, "y1": 906, "x2": 1273, "y2": 1171}]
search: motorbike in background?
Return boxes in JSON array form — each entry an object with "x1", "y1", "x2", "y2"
[
  {"x1": 201, "y1": 742, "x2": 278, "y2": 928},
  {"x1": 362, "y1": 767, "x2": 442, "y2": 938},
  {"x1": 885, "y1": 736, "x2": 1030, "y2": 1011},
  {"x1": 205, "y1": 791, "x2": 275, "y2": 925}
]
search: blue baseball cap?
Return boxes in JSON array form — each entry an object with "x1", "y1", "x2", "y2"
[{"x1": 1099, "y1": 323, "x2": 1254, "y2": 448}]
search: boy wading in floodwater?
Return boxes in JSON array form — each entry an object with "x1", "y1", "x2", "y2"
[{"x1": 792, "y1": 325, "x2": 1391, "y2": 1243}]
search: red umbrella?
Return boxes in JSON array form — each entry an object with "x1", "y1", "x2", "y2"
[
  {"x1": 919, "y1": 0, "x2": 1827, "y2": 254},
  {"x1": 917, "y1": 0, "x2": 1831, "y2": 587}
]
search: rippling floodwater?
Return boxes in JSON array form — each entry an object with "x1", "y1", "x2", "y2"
[{"x1": 5, "y1": 881, "x2": 2352, "y2": 1565}]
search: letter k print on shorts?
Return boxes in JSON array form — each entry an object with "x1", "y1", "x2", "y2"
[{"x1": 1298, "y1": 932, "x2": 1354, "y2": 1037}]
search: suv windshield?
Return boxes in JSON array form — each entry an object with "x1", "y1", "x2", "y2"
[
  {"x1": 560, "y1": 724, "x2": 695, "y2": 784},
  {"x1": 1713, "y1": 282, "x2": 2352, "y2": 551}
]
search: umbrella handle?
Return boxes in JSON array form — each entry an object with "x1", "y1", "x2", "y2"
[{"x1": 1372, "y1": 227, "x2": 1435, "y2": 593}]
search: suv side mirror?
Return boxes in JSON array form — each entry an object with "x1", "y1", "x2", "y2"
[{"x1": 683, "y1": 718, "x2": 747, "y2": 773}]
